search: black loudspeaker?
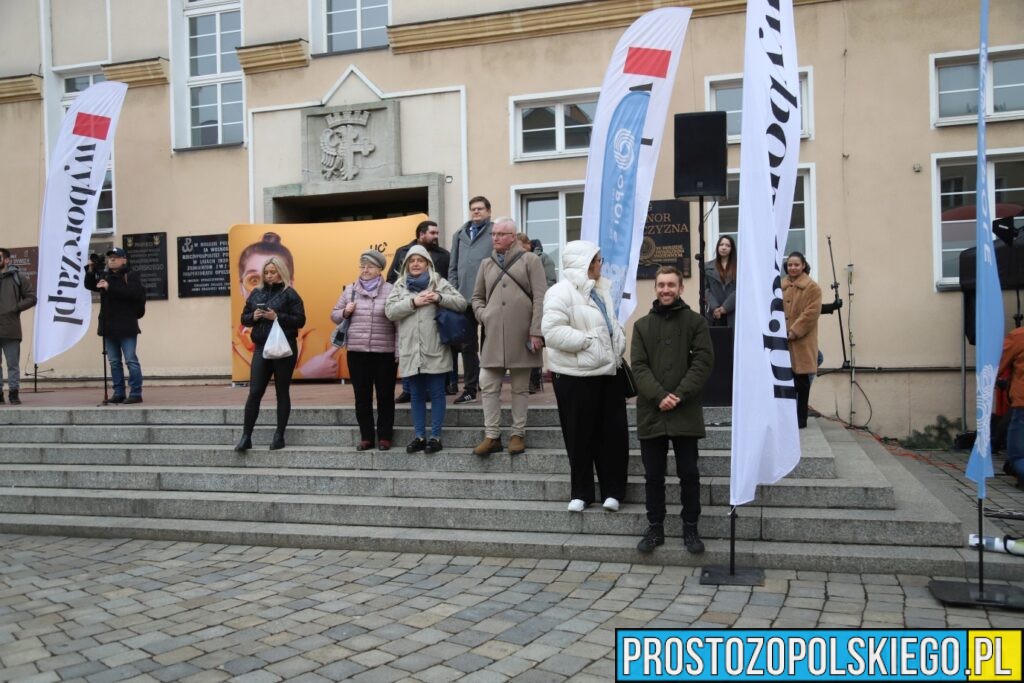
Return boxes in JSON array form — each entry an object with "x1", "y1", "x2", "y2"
[{"x1": 674, "y1": 112, "x2": 727, "y2": 198}]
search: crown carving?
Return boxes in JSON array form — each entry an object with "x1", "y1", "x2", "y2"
[{"x1": 326, "y1": 110, "x2": 371, "y2": 128}]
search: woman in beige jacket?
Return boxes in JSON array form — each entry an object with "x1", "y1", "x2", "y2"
[
  {"x1": 781, "y1": 251, "x2": 822, "y2": 429},
  {"x1": 385, "y1": 245, "x2": 466, "y2": 453}
]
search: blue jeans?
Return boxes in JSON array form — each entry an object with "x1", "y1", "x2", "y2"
[
  {"x1": 1007, "y1": 407, "x2": 1024, "y2": 481},
  {"x1": 403, "y1": 357, "x2": 456, "y2": 393},
  {"x1": 408, "y1": 372, "x2": 447, "y2": 439},
  {"x1": 0, "y1": 338, "x2": 20, "y2": 391},
  {"x1": 104, "y1": 335, "x2": 142, "y2": 398}
]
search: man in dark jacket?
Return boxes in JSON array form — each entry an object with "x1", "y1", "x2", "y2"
[
  {"x1": 0, "y1": 248, "x2": 38, "y2": 405},
  {"x1": 385, "y1": 220, "x2": 450, "y2": 285},
  {"x1": 386, "y1": 219, "x2": 455, "y2": 399},
  {"x1": 631, "y1": 266, "x2": 714, "y2": 554},
  {"x1": 85, "y1": 247, "x2": 146, "y2": 404}
]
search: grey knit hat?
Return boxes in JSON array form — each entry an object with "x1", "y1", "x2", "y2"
[{"x1": 360, "y1": 249, "x2": 386, "y2": 269}]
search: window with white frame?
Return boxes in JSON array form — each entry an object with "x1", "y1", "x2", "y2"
[
  {"x1": 934, "y1": 47, "x2": 1024, "y2": 124},
  {"x1": 519, "y1": 188, "x2": 584, "y2": 276},
  {"x1": 708, "y1": 71, "x2": 811, "y2": 141},
  {"x1": 937, "y1": 156, "x2": 1024, "y2": 281},
  {"x1": 713, "y1": 171, "x2": 811, "y2": 264},
  {"x1": 62, "y1": 73, "x2": 114, "y2": 234},
  {"x1": 513, "y1": 94, "x2": 598, "y2": 160},
  {"x1": 185, "y1": 1, "x2": 243, "y2": 146},
  {"x1": 325, "y1": 0, "x2": 389, "y2": 53}
]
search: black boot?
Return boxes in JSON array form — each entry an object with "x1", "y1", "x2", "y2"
[
  {"x1": 234, "y1": 431, "x2": 252, "y2": 452},
  {"x1": 8, "y1": 390, "x2": 20, "y2": 405},
  {"x1": 270, "y1": 430, "x2": 286, "y2": 450},
  {"x1": 683, "y1": 522, "x2": 705, "y2": 554},
  {"x1": 636, "y1": 524, "x2": 664, "y2": 553}
]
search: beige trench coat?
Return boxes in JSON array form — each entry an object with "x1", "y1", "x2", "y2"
[{"x1": 471, "y1": 241, "x2": 548, "y2": 369}]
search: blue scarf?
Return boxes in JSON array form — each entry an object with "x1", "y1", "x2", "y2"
[
  {"x1": 406, "y1": 271, "x2": 430, "y2": 293},
  {"x1": 590, "y1": 289, "x2": 614, "y2": 336}
]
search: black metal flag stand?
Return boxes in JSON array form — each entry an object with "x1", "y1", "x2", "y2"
[
  {"x1": 928, "y1": 500, "x2": 1024, "y2": 610},
  {"x1": 700, "y1": 507, "x2": 765, "y2": 586}
]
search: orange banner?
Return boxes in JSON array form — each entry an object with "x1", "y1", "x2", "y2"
[{"x1": 229, "y1": 215, "x2": 424, "y2": 382}]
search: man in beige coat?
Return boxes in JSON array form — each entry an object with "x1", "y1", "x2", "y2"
[{"x1": 471, "y1": 218, "x2": 548, "y2": 456}]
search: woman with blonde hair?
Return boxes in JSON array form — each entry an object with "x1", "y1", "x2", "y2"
[
  {"x1": 234, "y1": 256, "x2": 307, "y2": 451},
  {"x1": 385, "y1": 245, "x2": 466, "y2": 454}
]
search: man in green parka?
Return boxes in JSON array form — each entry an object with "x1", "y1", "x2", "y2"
[{"x1": 631, "y1": 266, "x2": 714, "y2": 554}]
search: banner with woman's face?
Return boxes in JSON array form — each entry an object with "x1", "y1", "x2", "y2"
[{"x1": 228, "y1": 215, "x2": 424, "y2": 382}]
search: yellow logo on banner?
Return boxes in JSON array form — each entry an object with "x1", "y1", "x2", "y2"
[{"x1": 968, "y1": 630, "x2": 1022, "y2": 680}]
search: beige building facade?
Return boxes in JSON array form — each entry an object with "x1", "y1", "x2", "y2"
[{"x1": 1, "y1": 0, "x2": 1022, "y2": 438}]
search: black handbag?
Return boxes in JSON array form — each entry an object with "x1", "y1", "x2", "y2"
[{"x1": 618, "y1": 360, "x2": 638, "y2": 398}]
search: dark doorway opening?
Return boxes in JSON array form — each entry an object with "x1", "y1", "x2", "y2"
[{"x1": 272, "y1": 187, "x2": 429, "y2": 223}]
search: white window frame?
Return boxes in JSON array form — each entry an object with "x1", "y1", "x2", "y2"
[
  {"x1": 60, "y1": 70, "x2": 115, "y2": 236},
  {"x1": 930, "y1": 44, "x2": 1024, "y2": 127},
  {"x1": 309, "y1": 0, "x2": 390, "y2": 55},
  {"x1": 509, "y1": 88, "x2": 600, "y2": 163},
  {"x1": 511, "y1": 181, "x2": 585, "y2": 277},
  {"x1": 705, "y1": 68, "x2": 814, "y2": 144},
  {"x1": 172, "y1": 0, "x2": 245, "y2": 149},
  {"x1": 708, "y1": 164, "x2": 818, "y2": 274},
  {"x1": 931, "y1": 147, "x2": 1024, "y2": 288}
]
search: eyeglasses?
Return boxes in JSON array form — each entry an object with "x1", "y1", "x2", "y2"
[
  {"x1": 592, "y1": 257, "x2": 605, "y2": 264},
  {"x1": 491, "y1": 232, "x2": 515, "y2": 238}
]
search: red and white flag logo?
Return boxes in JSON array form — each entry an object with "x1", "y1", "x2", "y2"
[
  {"x1": 73, "y1": 112, "x2": 112, "y2": 140},
  {"x1": 623, "y1": 46, "x2": 672, "y2": 78}
]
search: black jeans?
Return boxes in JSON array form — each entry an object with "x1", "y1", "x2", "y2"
[
  {"x1": 348, "y1": 351, "x2": 398, "y2": 442},
  {"x1": 794, "y1": 373, "x2": 813, "y2": 428},
  {"x1": 640, "y1": 435, "x2": 701, "y2": 525},
  {"x1": 551, "y1": 373, "x2": 628, "y2": 503},
  {"x1": 243, "y1": 344, "x2": 298, "y2": 433},
  {"x1": 454, "y1": 308, "x2": 480, "y2": 393}
]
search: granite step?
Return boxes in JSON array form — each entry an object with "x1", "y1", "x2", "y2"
[
  {"x1": 0, "y1": 465, "x2": 892, "y2": 508},
  {"x1": 0, "y1": 405, "x2": 733, "y2": 427},
  {"x1": 0, "y1": 514, "x2": 1006, "y2": 578},
  {"x1": 1, "y1": 424, "x2": 733, "y2": 450},
  {"x1": 0, "y1": 444, "x2": 838, "y2": 478},
  {"x1": 0, "y1": 488, "x2": 958, "y2": 546}
]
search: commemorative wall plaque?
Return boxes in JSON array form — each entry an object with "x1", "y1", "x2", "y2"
[
  {"x1": 178, "y1": 234, "x2": 230, "y2": 298},
  {"x1": 638, "y1": 200, "x2": 691, "y2": 279},
  {"x1": 123, "y1": 232, "x2": 168, "y2": 300}
]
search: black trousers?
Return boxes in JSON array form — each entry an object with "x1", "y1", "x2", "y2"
[
  {"x1": 794, "y1": 373, "x2": 812, "y2": 428},
  {"x1": 552, "y1": 373, "x2": 628, "y2": 503},
  {"x1": 640, "y1": 435, "x2": 701, "y2": 525},
  {"x1": 243, "y1": 344, "x2": 298, "y2": 433},
  {"x1": 348, "y1": 351, "x2": 398, "y2": 442},
  {"x1": 455, "y1": 308, "x2": 480, "y2": 393}
]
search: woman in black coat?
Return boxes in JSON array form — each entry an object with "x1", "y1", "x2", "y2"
[
  {"x1": 704, "y1": 235, "x2": 736, "y2": 326},
  {"x1": 235, "y1": 256, "x2": 307, "y2": 451}
]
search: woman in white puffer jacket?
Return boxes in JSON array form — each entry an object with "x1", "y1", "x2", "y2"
[{"x1": 542, "y1": 240, "x2": 629, "y2": 513}]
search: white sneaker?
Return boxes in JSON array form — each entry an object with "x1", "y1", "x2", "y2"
[
  {"x1": 567, "y1": 499, "x2": 586, "y2": 512},
  {"x1": 602, "y1": 497, "x2": 620, "y2": 512}
]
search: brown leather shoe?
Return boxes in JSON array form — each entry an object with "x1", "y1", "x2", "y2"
[
  {"x1": 508, "y1": 435, "x2": 526, "y2": 455},
  {"x1": 473, "y1": 437, "x2": 502, "y2": 457}
]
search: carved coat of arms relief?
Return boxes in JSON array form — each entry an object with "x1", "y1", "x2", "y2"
[{"x1": 320, "y1": 110, "x2": 375, "y2": 181}]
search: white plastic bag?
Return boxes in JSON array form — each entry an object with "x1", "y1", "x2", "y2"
[{"x1": 262, "y1": 319, "x2": 293, "y2": 359}]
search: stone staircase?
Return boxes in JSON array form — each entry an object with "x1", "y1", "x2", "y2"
[{"x1": 0, "y1": 405, "x2": 1010, "y2": 577}]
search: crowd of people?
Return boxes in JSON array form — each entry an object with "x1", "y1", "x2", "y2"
[{"x1": 13, "y1": 194, "x2": 1019, "y2": 553}]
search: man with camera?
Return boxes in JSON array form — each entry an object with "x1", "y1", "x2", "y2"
[
  {"x1": 85, "y1": 247, "x2": 146, "y2": 404},
  {"x1": 0, "y1": 247, "x2": 38, "y2": 405}
]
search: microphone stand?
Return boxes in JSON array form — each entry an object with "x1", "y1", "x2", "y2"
[{"x1": 826, "y1": 234, "x2": 849, "y2": 368}]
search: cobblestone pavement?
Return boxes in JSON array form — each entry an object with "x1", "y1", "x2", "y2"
[{"x1": 2, "y1": 536, "x2": 1022, "y2": 683}]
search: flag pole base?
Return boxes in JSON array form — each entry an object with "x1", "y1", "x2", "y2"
[
  {"x1": 928, "y1": 580, "x2": 1024, "y2": 610},
  {"x1": 700, "y1": 565, "x2": 764, "y2": 586}
]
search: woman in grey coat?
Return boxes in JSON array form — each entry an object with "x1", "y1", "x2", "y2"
[
  {"x1": 385, "y1": 245, "x2": 466, "y2": 454},
  {"x1": 704, "y1": 235, "x2": 736, "y2": 327}
]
